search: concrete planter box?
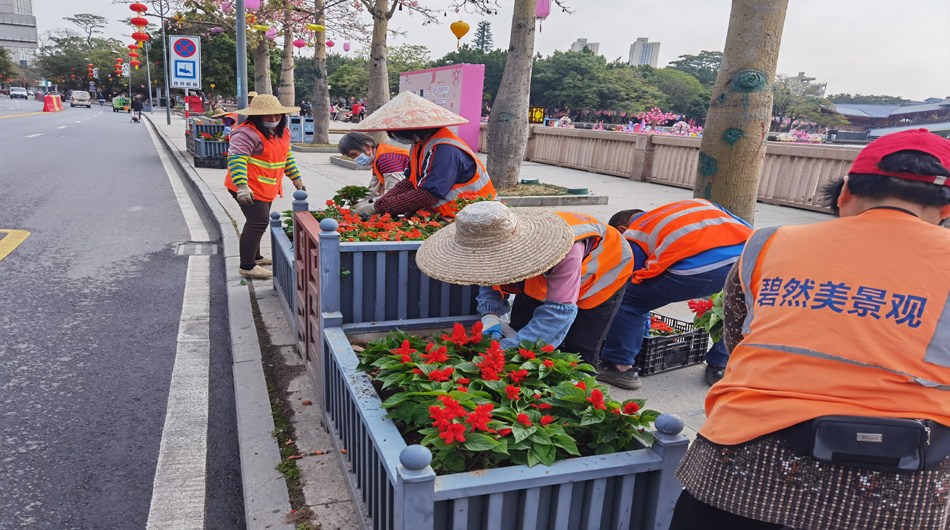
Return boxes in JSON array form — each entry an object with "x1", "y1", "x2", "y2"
[
  {"x1": 291, "y1": 144, "x2": 338, "y2": 153},
  {"x1": 330, "y1": 155, "x2": 371, "y2": 171},
  {"x1": 500, "y1": 194, "x2": 608, "y2": 207},
  {"x1": 194, "y1": 138, "x2": 228, "y2": 158}
]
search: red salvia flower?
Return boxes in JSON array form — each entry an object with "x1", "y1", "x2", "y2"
[
  {"x1": 505, "y1": 385, "x2": 520, "y2": 400},
  {"x1": 541, "y1": 345, "x2": 555, "y2": 353},
  {"x1": 498, "y1": 428, "x2": 512, "y2": 437},
  {"x1": 457, "y1": 378, "x2": 470, "y2": 384},
  {"x1": 465, "y1": 403, "x2": 494, "y2": 432},
  {"x1": 457, "y1": 386, "x2": 468, "y2": 392},
  {"x1": 421, "y1": 344, "x2": 449, "y2": 364},
  {"x1": 390, "y1": 340, "x2": 416, "y2": 362},
  {"x1": 427, "y1": 367, "x2": 454, "y2": 382},
  {"x1": 439, "y1": 423, "x2": 467, "y2": 444},
  {"x1": 542, "y1": 359, "x2": 554, "y2": 368},
  {"x1": 509, "y1": 369, "x2": 529, "y2": 384},
  {"x1": 586, "y1": 389, "x2": 606, "y2": 410},
  {"x1": 623, "y1": 402, "x2": 640, "y2": 414},
  {"x1": 540, "y1": 415, "x2": 554, "y2": 426},
  {"x1": 517, "y1": 413, "x2": 533, "y2": 426},
  {"x1": 575, "y1": 382, "x2": 586, "y2": 390},
  {"x1": 688, "y1": 299, "x2": 714, "y2": 318},
  {"x1": 538, "y1": 403, "x2": 553, "y2": 410},
  {"x1": 412, "y1": 368, "x2": 423, "y2": 375},
  {"x1": 518, "y1": 348, "x2": 536, "y2": 360}
]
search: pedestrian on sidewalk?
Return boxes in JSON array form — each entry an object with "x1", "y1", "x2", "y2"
[
  {"x1": 225, "y1": 94, "x2": 307, "y2": 279},
  {"x1": 670, "y1": 129, "x2": 950, "y2": 530},
  {"x1": 597, "y1": 199, "x2": 753, "y2": 390},
  {"x1": 352, "y1": 91, "x2": 495, "y2": 219},
  {"x1": 415, "y1": 202, "x2": 633, "y2": 366},
  {"x1": 130, "y1": 96, "x2": 143, "y2": 123},
  {"x1": 338, "y1": 131, "x2": 408, "y2": 197}
]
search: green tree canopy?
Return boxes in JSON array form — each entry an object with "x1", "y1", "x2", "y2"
[
  {"x1": 64, "y1": 14, "x2": 109, "y2": 46},
  {"x1": 643, "y1": 67, "x2": 710, "y2": 119},
  {"x1": 667, "y1": 50, "x2": 722, "y2": 88},
  {"x1": 827, "y1": 93, "x2": 912, "y2": 106},
  {"x1": 0, "y1": 47, "x2": 17, "y2": 81},
  {"x1": 387, "y1": 44, "x2": 431, "y2": 94},
  {"x1": 474, "y1": 21, "x2": 493, "y2": 52}
]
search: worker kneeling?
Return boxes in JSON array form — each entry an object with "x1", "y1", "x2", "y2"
[{"x1": 416, "y1": 202, "x2": 634, "y2": 365}]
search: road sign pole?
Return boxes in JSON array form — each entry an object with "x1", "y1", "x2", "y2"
[
  {"x1": 151, "y1": 0, "x2": 172, "y2": 125},
  {"x1": 236, "y1": 0, "x2": 247, "y2": 109}
]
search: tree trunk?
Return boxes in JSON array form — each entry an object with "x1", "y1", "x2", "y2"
[
  {"x1": 486, "y1": 0, "x2": 536, "y2": 189},
  {"x1": 277, "y1": 15, "x2": 295, "y2": 107},
  {"x1": 366, "y1": 0, "x2": 391, "y2": 115},
  {"x1": 252, "y1": 40, "x2": 272, "y2": 95},
  {"x1": 310, "y1": 1, "x2": 330, "y2": 145},
  {"x1": 692, "y1": 0, "x2": 789, "y2": 223}
]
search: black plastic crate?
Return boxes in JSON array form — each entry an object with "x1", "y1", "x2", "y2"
[
  {"x1": 194, "y1": 154, "x2": 228, "y2": 169},
  {"x1": 635, "y1": 313, "x2": 708, "y2": 376}
]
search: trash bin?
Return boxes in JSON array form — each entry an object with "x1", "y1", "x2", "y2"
[{"x1": 288, "y1": 116, "x2": 303, "y2": 143}]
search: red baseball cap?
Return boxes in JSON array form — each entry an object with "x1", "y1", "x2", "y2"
[{"x1": 849, "y1": 128, "x2": 950, "y2": 186}]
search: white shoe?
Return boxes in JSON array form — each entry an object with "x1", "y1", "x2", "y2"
[{"x1": 239, "y1": 266, "x2": 273, "y2": 279}]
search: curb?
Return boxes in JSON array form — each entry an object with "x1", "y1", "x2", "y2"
[
  {"x1": 291, "y1": 144, "x2": 338, "y2": 153},
  {"x1": 329, "y1": 155, "x2": 371, "y2": 171},
  {"x1": 145, "y1": 115, "x2": 295, "y2": 530},
  {"x1": 500, "y1": 194, "x2": 609, "y2": 206}
]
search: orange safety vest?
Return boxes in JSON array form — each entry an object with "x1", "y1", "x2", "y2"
[
  {"x1": 496, "y1": 212, "x2": 634, "y2": 309},
  {"x1": 408, "y1": 128, "x2": 496, "y2": 218},
  {"x1": 224, "y1": 123, "x2": 291, "y2": 203},
  {"x1": 372, "y1": 143, "x2": 410, "y2": 186},
  {"x1": 623, "y1": 199, "x2": 752, "y2": 283},
  {"x1": 701, "y1": 209, "x2": 950, "y2": 446}
]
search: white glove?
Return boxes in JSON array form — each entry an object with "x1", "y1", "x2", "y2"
[
  {"x1": 355, "y1": 200, "x2": 377, "y2": 218},
  {"x1": 236, "y1": 184, "x2": 254, "y2": 205},
  {"x1": 481, "y1": 314, "x2": 502, "y2": 339}
]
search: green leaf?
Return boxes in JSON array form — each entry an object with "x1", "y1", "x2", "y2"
[
  {"x1": 551, "y1": 382, "x2": 587, "y2": 402},
  {"x1": 529, "y1": 433, "x2": 554, "y2": 445},
  {"x1": 552, "y1": 434, "x2": 581, "y2": 456},
  {"x1": 511, "y1": 424, "x2": 537, "y2": 444},
  {"x1": 639, "y1": 409, "x2": 662, "y2": 424},
  {"x1": 463, "y1": 432, "x2": 500, "y2": 451},
  {"x1": 482, "y1": 379, "x2": 509, "y2": 394},
  {"x1": 379, "y1": 393, "x2": 413, "y2": 409},
  {"x1": 532, "y1": 443, "x2": 557, "y2": 466},
  {"x1": 580, "y1": 407, "x2": 605, "y2": 426},
  {"x1": 491, "y1": 439, "x2": 510, "y2": 455},
  {"x1": 441, "y1": 450, "x2": 467, "y2": 472},
  {"x1": 526, "y1": 448, "x2": 541, "y2": 467}
]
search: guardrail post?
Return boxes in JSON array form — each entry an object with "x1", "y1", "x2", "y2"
[
  {"x1": 318, "y1": 218, "x2": 341, "y2": 319},
  {"x1": 644, "y1": 413, "x2": 689, "y2": 530},
  {"x1": 395, "y1": 445, "x2": 436, "y2": 530},
  {"x1": 292, "y1": 189, "x2": 309, "y2": 213}
]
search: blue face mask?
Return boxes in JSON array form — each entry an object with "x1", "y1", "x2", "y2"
[{"x1": 354, "y1": 153, "x2": 373, "y2": 166}]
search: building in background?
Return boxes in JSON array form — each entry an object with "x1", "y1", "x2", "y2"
[
  {"x1": 628, "y1": 38, "x2": 660, "y2": 67},
  {"x1": 569, "y1": 38, "x2": 600, "y2": 55},
  {"x1": 785, "y1": 71, "x2": 827, "y2": 98},
  {"x1": 0, "y1": 0, "x2": 37, "y2": 65}
]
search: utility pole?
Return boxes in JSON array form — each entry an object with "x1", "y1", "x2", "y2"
[
  {"x1": 150, "y1": 0, "x2": 172, "y2": 124},
  {"x1": 144, "y1": 40, "x2": 153, "y2": 112},
  {"x1": 236, "y1": 0, "x2": 248, "y2": 109}
]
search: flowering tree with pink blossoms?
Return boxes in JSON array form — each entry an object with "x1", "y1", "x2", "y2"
[{"x1": 635, "y1": 107, "x2": 677, "y2": 130}]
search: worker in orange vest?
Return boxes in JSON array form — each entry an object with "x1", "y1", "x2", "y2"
[
  {"x1": 351, "y1": 91, "x2": 495, "y2": 218},
  {"x1": 598, "y1": 199, "x2": 753, "y2": 389},
  {"x1": 670, "y1": 129, "x2": 950, "y2": 530},
  {"x1": 415, "y1": 202, "x2": 634, "y2": 365},
  {"x1": 337, "y1": 132, "x2": 409, "y2": 197}
]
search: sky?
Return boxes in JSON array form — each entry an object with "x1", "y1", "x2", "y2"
[{"x1": 36, "y1": 0, "x2": 950, "y2": 101}]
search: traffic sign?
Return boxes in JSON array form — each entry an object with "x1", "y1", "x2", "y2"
[{"x1": 169, "y1": 36, "x2": 202, "y2": 90}]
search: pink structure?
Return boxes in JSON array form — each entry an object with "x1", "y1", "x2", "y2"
[{"x1": 398, "y1": 64, "x2": 486, "y2": 151}]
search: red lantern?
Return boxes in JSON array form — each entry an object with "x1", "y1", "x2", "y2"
[
  {"x1": 132, "y1": 32, "x2": 149, "y2": 44},
  {"x1": 127, "y1": 44, "x2": 138, "y2": 51},
  {"x1": 130, "y1": 17, "x2": 148, "y2": 28},
  {"x1": 131, "y1": 60, "x2": 141, "y2": 70},
  {"x1": 87, "y1": 63, "x2": 94, "y2": 67},
  {"x1": 128, "y1": 51, "x2": 139, "y2": 58},
  {"x1": 129, "y1": 3, "x2": 147, "y2": 13},
  {"x1": 115, "y1": 57, "x2": 123, "y2": 62}
]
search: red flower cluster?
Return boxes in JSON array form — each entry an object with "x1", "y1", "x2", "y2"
[
  {"x1": 318, "y1": 201, "x2": 443, "y2": 243},
  {"x1": 509, "y1": 369, "x2": 529, "y2": 384},
  {"x1": 443, "y1": 322, "x2": 483, "y2": 347},
  {"x1": 464, "y1": 403, "x2": 494, "y2": 432},
  {"x1": 517, "y1": 413, "x2": 533, "y2": 426},
  {"x1": 391, "y1": 340, "x2": 416, "y2": 364},
  {"x1": 688, "y1": 299, "x2": 714, "y2": 318},
  {"x1": 505, "y1": 385, "x2": 520, "y2": 400},
  {"x1": 427, "y1": 367, "x2": 454, "y2": 382},
  {"x1": 623, "y1": 402, "x2": 640, "y2": 414},
  {"x1": 430, "y1": 396, "x2": 468, "y2": 444},
  {"x1": 421, "y1": 343, "x2": 449, "y2": 364},
  {"x1": 476, "y1": 340, "x2": 506, "y2": 380},
  {"x1": 518, "y1": 348, "x2": 536, "y2": 360},
  {"x1": 540, "y1": 415, "x2": 555, "y2": 426},
  {"x1": 586, "y1": 389, "x2": 607, "y2": 410},
  {"x1": 649, "y1": 316, "x2": 677, "y2": 336}
]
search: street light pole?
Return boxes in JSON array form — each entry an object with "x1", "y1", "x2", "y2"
[
  {"x1": 236, "y1": 0, "x2": 247, "y2": 109},
  {"x1": 151, "y1": 0, "x2": 172, "y2": 125},
  {"x1": 144, "y1": 40, "x2": 153, "y2": 112}
]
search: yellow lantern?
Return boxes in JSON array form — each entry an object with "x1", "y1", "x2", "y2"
[
  {"x1": 305, "y1": 23, "x2": 325, "y2": 32},
  {"x1": 252, "y1": 24, "x2": 270, "y2": 31},
  {"x1": 450, "y1": 20, "x2": 469, "y2": 49}
]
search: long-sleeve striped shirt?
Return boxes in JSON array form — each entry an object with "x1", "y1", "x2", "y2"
[{"x1": 227, "y1": 151, "x2": 301, "y2": 187}]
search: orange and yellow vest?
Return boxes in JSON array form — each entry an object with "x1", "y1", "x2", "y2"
[
  {"x1": 623, "y1": 199, "x2": 752, "y2": 283},
  {"x1": 408, "y1": 128, "x2": 496, "y2": 218},
  {"x1": 701, "y1": 209, "x2": 950, "y2": 446},
  {"x1": 372, "y1": 143, "x2": 410, "y2": 186},
  {"x1": 496, "y1": 212, "x2": 634, "y2": 309},
  {"x1": 224, "y1": 123, "x2": 291, "y2": 203}
]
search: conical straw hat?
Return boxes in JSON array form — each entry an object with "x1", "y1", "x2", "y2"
[
  {"x1": 415, "y1": 202, "x2": 575, "y2": 286},
  {"x1": 353, "y1": 91, "x2": 469, "y2": 132},
  {"x1": 235, "y1": 94, "x2": 298, "y2": 115}
]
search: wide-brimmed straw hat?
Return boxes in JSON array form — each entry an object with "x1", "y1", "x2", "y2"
[
  {"x1": 209, "y1": 107, "x2": 229, "y2": 118},
  {"x1": 354, "y1": 91, "x2": 469, "y2": 132},
  {"x1": 415, "y1": 202, "x2": 575, "y2": 286},
  {"x1": 236, "y1": 94, "x2": 298, "y2": 115},
  {"x1": 247, "y1": 91, "x2": 259, "y2": 98}
]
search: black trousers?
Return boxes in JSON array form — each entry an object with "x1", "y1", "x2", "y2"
[
  {"x1": 669, "y1": 490, "x2": 796, "y2": 530},
  {"x1": 229, "y1": 191, "x2": 270, "y2": 269},
  {"x1": 509, "y1": 285, "x2": 627, "y2": 365}
]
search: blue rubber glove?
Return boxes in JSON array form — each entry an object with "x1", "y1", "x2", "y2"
[{"x1": 481, "y1": 314, "x2": 502, "y2": 339}]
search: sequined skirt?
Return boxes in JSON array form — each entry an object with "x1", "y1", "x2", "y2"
[{"x1": 676, "y1": 435, "x2": 950, "y2": 529}]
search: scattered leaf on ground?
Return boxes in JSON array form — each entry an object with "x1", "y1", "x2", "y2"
[
  {"x1": 301, "y1": 400, "x2": 312, "y2": 406},
  {"x1": 287, "y1": 455, "x2": 302, "y2": 460}
]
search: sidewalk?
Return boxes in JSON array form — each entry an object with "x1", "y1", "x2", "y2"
[{"x1": 147, "y1": 110, "x2": 830, "y2": 529}]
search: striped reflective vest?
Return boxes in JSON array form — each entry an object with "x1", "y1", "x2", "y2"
[
  {"x1": 372, "y1": 143, "x2": 410, "y2": 186},
  {"x1": 496, "y1": 212, "x2": 634, "y2": 309},
  {"x1": 408, "y1": 128, "x2": 496, "y2": 218},
  {"x1": 701, "y1": 209, "x2": 950, "y2": 445},
  {"x1": 224, "y1": 123, "x2": 291, "y2": 203},
  {"x1": 623, "y1": 199, "x2": 752, "y2": 283}
]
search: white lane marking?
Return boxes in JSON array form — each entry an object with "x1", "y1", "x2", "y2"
[
  {"x1": 25, "y1": 134, "x2": 42, "y2": 138},
  {"x1": 74, "y1": 121, "x2": 82, "y2": 124},
  {"x1": 56, "y1": 126, "x2": 67, "y2": 129},
  {"x1": 144, "y1": 121, "x2": 210, "y2": 241},
  {"x1": 146, "y1": 255, "x2": 210, "y2": 529}
]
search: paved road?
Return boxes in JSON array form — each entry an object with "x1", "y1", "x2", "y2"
[{"x1": 0, "y1": 96, "x2": 243, "y2": 528}]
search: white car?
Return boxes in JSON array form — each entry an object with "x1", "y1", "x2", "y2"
[
  {"x1": 70, "y1": 90, "x2": 92, "y2": 108},
  {"x1": 9, "y1": 87, "x2": 28, "y2": 99}
]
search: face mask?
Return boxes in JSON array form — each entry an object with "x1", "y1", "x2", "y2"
[
  {"x1": 354, "y1": 153, "x2": 373, "y2": 166},
  {"x1": 261, "y1": 120, "x2": 280, "y2": 129}
]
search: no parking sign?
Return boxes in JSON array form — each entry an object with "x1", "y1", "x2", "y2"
[{"x1": 169, "y1": 36, "x2": 201, "y2": 90}]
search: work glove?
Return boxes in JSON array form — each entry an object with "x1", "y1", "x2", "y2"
[
  {"x1": 354, "y1": 200, "x2": 377, "y2": 219},
  {"x1": 481, "y1": 314, "x2": 502, "y2": 339},
  {"x1": 236, "y1": 184, "x2": 255, "y2": 205},
  {"x1": 500, "y1": 322, "x2": 519, "y2": 339}
]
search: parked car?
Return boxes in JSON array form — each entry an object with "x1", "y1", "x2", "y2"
[
  {"x1": 70, "y1": 90, "x2": 92, "y2": 108},
  {"x1": 9, "y1": 87, "x2": 28, "y2": 99}
]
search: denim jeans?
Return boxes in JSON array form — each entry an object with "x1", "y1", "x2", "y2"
[{"x1": 600, "y1": 264, "x2": 733, "y2": 368}]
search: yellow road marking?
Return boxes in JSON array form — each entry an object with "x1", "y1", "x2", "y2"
[
  {"x1": 0, "y1": 111, "x2": 48, "y2": 119},
  {"x1": 0, "y1": 229, "x2": 30, "y2": 261}
]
